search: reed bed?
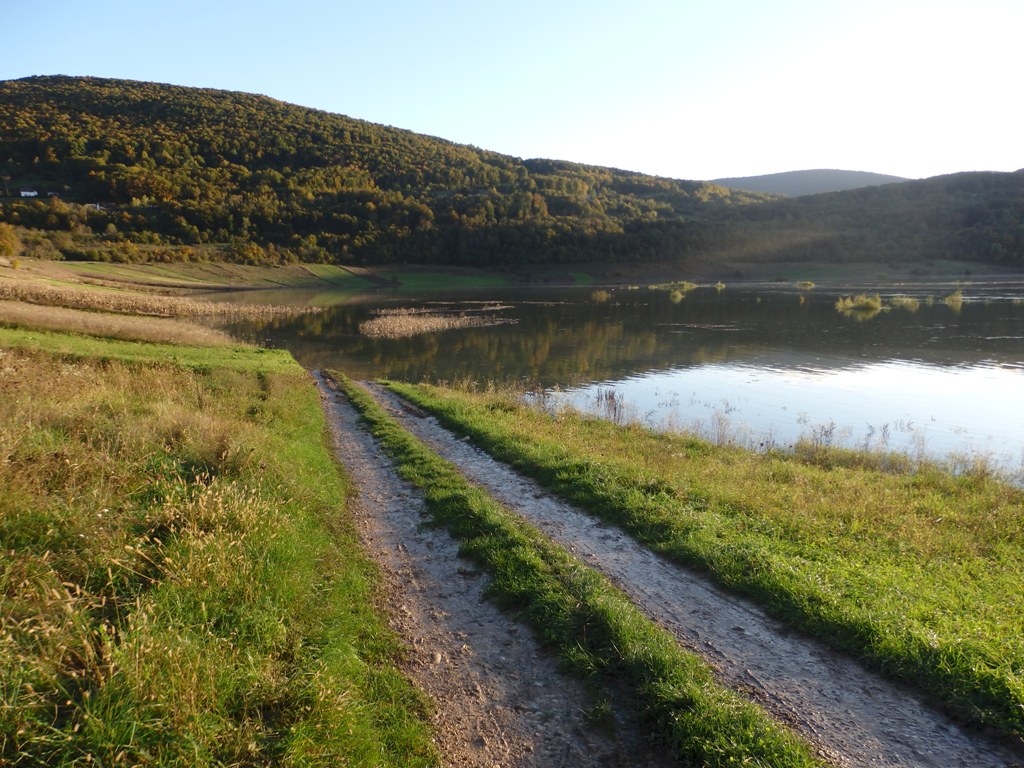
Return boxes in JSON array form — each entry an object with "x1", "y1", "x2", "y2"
[
  {"x1": 835, "y1": 293, "x2": 884, "y2": 312},
  {"x1": 0, "y1": 274, "x2": 317, "y2": 319},
  {"x1": 889, "y1": 294, "x2": 921, "y2": 312},
  {"x1": 359, "y1": 306, "x2": 516, "y2": 338}
]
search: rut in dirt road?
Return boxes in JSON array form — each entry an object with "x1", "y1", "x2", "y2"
[
  {"x1": 365, "y1": 382, "x2": 1024, "y2": 768},
  {"x1": 314, "y1": 372, "x2": 673, "y2": 768}
]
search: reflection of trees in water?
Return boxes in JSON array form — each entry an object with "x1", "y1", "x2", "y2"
[{"x1": 226, "y1": 288, "x2": 1024, "y2": 384}]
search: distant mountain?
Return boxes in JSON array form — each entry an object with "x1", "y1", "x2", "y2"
[{"x1": 712, "y1": 169, "x2": 909, "y2": 197}]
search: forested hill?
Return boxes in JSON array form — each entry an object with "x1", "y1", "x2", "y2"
[
  {"x1": 2, "y1": 75, "x2": 1022, "y2": 271},
  {"x1": 712, "y1": 169, "x2": 909, "y2": 197},
  {"x1": 700, "y1": 169, "x2": 1024, "y2": 269},
  {"x1": 0, "y1": 75, "x2": 768, "y2": 266}
]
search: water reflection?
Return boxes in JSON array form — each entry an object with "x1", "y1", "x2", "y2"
[{"x1": 223, "y1": 281, "x2": 1024, "y2": 472}]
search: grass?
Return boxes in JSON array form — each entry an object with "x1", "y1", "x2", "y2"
[
  {"x1": 943, "y1": 289, "x2": 965, "y2": 311},
  {"x1": 332, "y1": 373, "x2": 822, "y2": 767},
  {"x1": 358, "y1": 306, "x2": 516, "y2": 338},
  {"x1": 889, "y1": 294, "x2": 921, "y2": 312},
  {"x1": 0, "y1": 326, "x2": 295, "y2": 374},
  {"x1": 48, "y1": 259, "x2": 379, "y2": 292},
  {"x1": 0, "y1": 270, "x2": 315, "y2": 318},
  {"x1": 379, "y1": 268, "x2": 510, "y2": 291},
  {"x1": 649, "y1": 280, "x2": 698, "y2": 292},
  {"x1": 0, "y1": 335, "x2": 437, "y2": 766},
  {"x1": 834, "y1": 293, "x2": 884, "y2": 312},
  {"x1": 0, "y1": 300, "x2": 239, "y2": 346},
  {"x1": 385, "y1": 380, "x2": 1024, "y2": 739},
  {"x1": 568, "y1": 271, "x2": 596, "y2": 285}
]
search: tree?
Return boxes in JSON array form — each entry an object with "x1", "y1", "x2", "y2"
[{"x1": 0, "y1": 222, "x2": 22, "y2": 261}]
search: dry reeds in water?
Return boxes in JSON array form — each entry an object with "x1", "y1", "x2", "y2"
[{"x1": 359, "y1": 305, "x2": 516, "y2": 338}]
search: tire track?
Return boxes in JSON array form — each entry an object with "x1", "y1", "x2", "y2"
[{"x1": 314, "y1": 372, "x2": 674, "y2": 768}]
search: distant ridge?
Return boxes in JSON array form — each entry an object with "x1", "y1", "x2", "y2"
[{"x1": 712, "y1": 169, "x2": 909, "y2": 197}]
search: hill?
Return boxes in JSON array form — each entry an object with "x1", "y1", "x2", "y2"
[
  {"x1": 0, "y1": 75, "x2": 767, "y2": 267},
  {"x1": 1, "y1": 75, "x2": 1022, "y2": 273},
  {"x1": 711, "y1": 169, "x2": 909, "y2": 197},
  {"x1": 696, "y1": 170, "x2": 1024, "y2": 272}
]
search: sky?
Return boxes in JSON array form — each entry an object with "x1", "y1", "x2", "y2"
[{"x1": 4, "y1": 0, "x2": 1022, "y2": 181}]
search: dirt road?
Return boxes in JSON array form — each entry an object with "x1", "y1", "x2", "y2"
[
  {"x1": 353, "y1": 380, "x2": 1024, "y2": 768},
  {"x1": 315, "y1": 372, "x2": 673, "y2": 768}
]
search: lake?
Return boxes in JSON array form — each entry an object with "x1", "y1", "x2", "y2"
[{"x1": 224, "y1": 279, "x2": 1024, "y2": 476}]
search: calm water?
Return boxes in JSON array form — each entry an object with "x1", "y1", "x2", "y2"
[{"x1": 224, "y1": 280, "x2": 1024, "y2": 473}]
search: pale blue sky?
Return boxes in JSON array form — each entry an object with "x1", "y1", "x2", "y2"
[{"x1": 5, "y1": 0, "x2": 1022, "y2": 180}]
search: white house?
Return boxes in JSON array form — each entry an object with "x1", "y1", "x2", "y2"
[{"x1": 20, "y1": 189, "x2": 38, "y2": 198}]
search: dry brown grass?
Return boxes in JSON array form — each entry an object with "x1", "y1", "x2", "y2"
[
  {"x1": 0, "y1": 271, "x2": 316, "y2": 319},
  {"x1": 359, "y1": 306, "x2": 516, "y2": 338},
  {"x1": 0, "y1": 300, "x2": 238, "y2": 346}
]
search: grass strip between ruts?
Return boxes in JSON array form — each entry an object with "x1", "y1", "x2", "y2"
[
  {"x1": 384, "y1": 380, "x2": 1024, "y2": 740},
  {"x1": 331, "y1": 372, "x2": 822, "y2": 768}
]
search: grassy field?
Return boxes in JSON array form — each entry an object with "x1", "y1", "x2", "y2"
[
  {"x1": 386, "y1": 381, "x2": 1024, "y2": 738},
  {"x1": 0, "y1": 300, "x2": 239, "y2": 346},
  {"x1": 375, "y1": 267, "x2": 511, "y2": 291},
  {"x1": 0, "y1": 265, "x2": 317, "y2": 318},
  {"x1": 42, "y1": 260, "x2": 380, "y2": 293},
  {"x1": 333, "y1": 373, "x2": 822, "y2": 768},
  {"x1": 0, "y1": 333, "x2": 436, "y2": 766}
]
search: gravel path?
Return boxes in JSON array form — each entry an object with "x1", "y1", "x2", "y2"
[{"x1": 362, "y1": 381, "x2": 1024, "y2": 768}]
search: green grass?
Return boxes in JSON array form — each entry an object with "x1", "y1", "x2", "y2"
[
  {"x1": 0, "y1": 335, "x2": 436, "y2": 766},
  {"x1": 300, "y1": 263, "x2": 381, "y2": 290},
  {"x1": 382, "y1": 269, "x2": 510, "y2": 291},
  {"x1": 0, "y1": 326, "x2": 296, "y2": 374},
  {"x1": 568, "y1": 271, "x2": 596, "y2": 285},
  {"x1": 386, "y1": 380, "x2": 1024, "y2": 738},
  {"x1": 333, "y1": 373, "x2": 821, "y2": 767},
  {"x1": 835, "y1": 293, "x2": 884, "y2": 312}
]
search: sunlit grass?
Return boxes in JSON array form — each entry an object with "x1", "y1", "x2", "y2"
[
  {"x1": 387, "y1": 380, "x2": 1024, "y2": 738},
  {"x1": 0, "y1": 338, "x2": 436, "y2": 766},
  {"x1": 0, "y1": 326, "x2": 294, "y2": 373},
  {"x1": 0, "y1": 268, "x2": 317, "y2": 318},
  {"x1": 888, "y1": 294, "x2": 921, "y2": 312},
  {"x1": 943, "y1": 289, "x2": 964, "y2": 311},
  {"x1": 380, "y1": 268, "x2": 509, "y2": 291},
  {"x1": 0, "y1": 299, "x2": 238, "y2": 346},
  {"x1": 835, "y1": 293, "x2": 883, "y2": 312}
]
